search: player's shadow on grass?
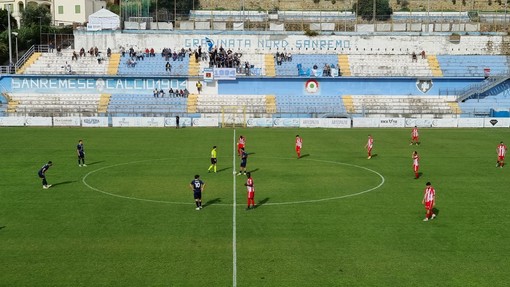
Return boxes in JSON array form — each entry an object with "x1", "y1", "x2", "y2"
[
  {"x1": 432, "y1": 207, "x2": 440, "y2": 216},
  {"x1": 248, "y1": 168, "x2": 259, "y2": 173},
  {"x1": 216, "y1": 167, "x2": 230, "y2": 173},
  {"x1": 299, "y1": 154, "x2": 310, "y2": 159},
  {"x1": 203, "y1": 198, "x2": 221, "y2": 207},
  {"x1": 254, "y1": 197, "x2": 270, "y2": 209},
  {"x1": 371, "y1": 154, "x2": 378, "y2": 158},
  {"x1": 0, "y1": 226, "x2": 5, "y2": 231},
  {"x1": 85, "y1": 161, "x2": 104, "y2": 166},
  {"x1": 51, "y1": 181, "x2": 76, "y2": 187}
]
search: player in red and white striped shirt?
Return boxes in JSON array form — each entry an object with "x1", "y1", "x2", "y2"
[
  {"x1": 496, "y1": 141, "x2": 507, "y2": 168},
  {"x1": 244, "y1": 172, "x2": 256, "y2": 210},
  {"x1": 295, "y1": 135, "x2": 303, "y2": 159},
  {"x1": 410, "y1": 126, "x2": 419, "y2": 145},
  {"x1": 421, "y1": 182, "x2": 436, "y2": 221},
  {"x1": 412, "y1": 151, "x2": 420, "y2": 179},
  {"x1": 365, "y1": 135, "x2": 373, "y2": 159},
  {"x1": 237, "y1": 135, "x2": 246, "y2": 157}
]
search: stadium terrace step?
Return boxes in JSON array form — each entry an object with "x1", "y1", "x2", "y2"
[
  {"x1": 108, "y1": 54, "x2": 121, "y2": 75},
  {"x1": 16, "y1": 53, "x2": 42, "y2": 75},
  {"x1": 264, "y1": 54, "x2": 276, "y2": 77},
  {"x1": 427, "y1": 55, "x2": 443, "y2": 77},
  {"x1": 338, "y1": 55, "x2": 351, "y2": 76}
]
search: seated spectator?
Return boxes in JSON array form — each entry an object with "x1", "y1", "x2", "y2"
[
  {"x1": 56, "y1": 46, "x2": 62, "y2": 56},
  {"x1": 159, "y1": 89, "x2": 165, "y2": 98},
  {"x1": 80, "y1": 47, "x2": 85, "y2": 57},
  {"x1": 183, "y1": 88, "x2": 189, "y2": 98},
  {"x1": 120, "y1": 47, "x2": 125, "y2": 57},
  {"x1": 287, "y1": 52, "x2": 292, "y2": 62},
  {"x1": 165, "y1": 62, "x2": 172, "y2": 72},
  {"x1": 107, "y1": 47, "x2": 112, "y2": 57},
  {"x1": 153, "y1": 89, "x2": 158, "y2": 98},
  {"x1": 421, "y1": 50, "x2": 426, "y2": 59},
  {"x1": 179, "y1": 89, "x2": 185, "y2": 97},
  {"x1": 72, "y1": 51, "x2": 78, "y2": 61},
  {"x1": 145, "y1": 48, "x2": 150, "y2": 57},
  {"x1": 169, "y1": 88, "x2": 174, "y2": 97},
  {"x1": 97, "y1": 52, "x2": 104, "y2": 64},
  {"x1": 150, "y1": 48, "x2": 155, "y2": 57},
  {"x1": 412, "y1": 52, "x2": 417, "y2": 62},
  {"x1": 172, "y1": 51, "x2": 178, "y2": 61}
]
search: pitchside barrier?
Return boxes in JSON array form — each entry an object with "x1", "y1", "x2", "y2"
[{"x1": 0, "y1": 117, "x2": 510, "y2": 128}]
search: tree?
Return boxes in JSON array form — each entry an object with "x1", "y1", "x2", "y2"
[
  {"x1": 352, "y1": 0, "x2": 393, "y2": 21},
  {"x1": 0, "y1": 9, "x2": 18, "y2": 31},
  {"x1": 21, "y1": 5, "x2": 52, "y2": 27}
]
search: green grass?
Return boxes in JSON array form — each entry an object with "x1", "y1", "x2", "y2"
[{"x1": 1, "y1": 127, "x2": 509, "y2": 286}]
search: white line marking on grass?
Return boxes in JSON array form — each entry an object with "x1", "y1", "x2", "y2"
[
  {"x1": 82, "y1": 157, "x2": 385, "y2": 206},
  {"x1": 232, "y1": 129, "x2": 237, "y2": 287}
]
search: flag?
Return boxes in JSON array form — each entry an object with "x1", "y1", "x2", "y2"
[{"x1": 205, "y1": 37, "x2": 214, "y2": 52}]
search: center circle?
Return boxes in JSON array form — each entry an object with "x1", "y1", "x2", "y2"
[{"x1": 82, "y1": 157, "x2": 385, "y2": 206}]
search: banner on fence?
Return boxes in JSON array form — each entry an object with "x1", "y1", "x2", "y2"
[
  {"x1": 273, "y1": 118, "x2": 300, "y2": 128},
  {"x1": 247, "y1": 118, "x2": 273, "y2": 127},
  {"x1": 431, "y1": 118, "x2": 458, "y2": 128},
  {"x1": 192, "y1": 118, "x2": 218, "y2": 127},
  {"x1": 164, "y1": 117, "x2": 192, "y2": 127},
  {"x1": 0, "y1": 117, "x2": 25, "y2": 126},
  {"x1": 82, "y1": 117, "x2": 109, "y2": 127},
  {"x1": 53, "y1": 117, "x2": 81, "y2": 127},
  {"x1": 405, "y1": 118, "x2": 434, "y2": 128},
  {"x1": 483, "y1": 118, "x2": 510, "y2": 128},
  {"x1": 457, "y1": 118, "x2": 484, "y2": 128},
  {"x1": 352, "y1": 118, "x2": 379, "y2": 128},
  {"x1": 25, "y1": 117, "x2": 52, "y2": 126}
]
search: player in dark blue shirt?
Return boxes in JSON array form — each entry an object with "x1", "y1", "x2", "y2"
[
  {"x1": 237, "y1": 148, "x2": 248, "y2": 176},
  {"x1": 189, "y1": 174, "x2": 205, "y2": 210},
  {"x1": 77, "y1": 140, "x2": 86, "y2": 167},
  {"x1": 38, "y1": 161, "x2": 53, "y2": 189}
]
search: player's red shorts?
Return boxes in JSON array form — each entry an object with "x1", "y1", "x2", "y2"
[
  {"x1": 238, "y1": 143, "x2": 245, "y2": 150},
  {"x1": 413, "y1": 165, "x2": 419, "y2": 172},
  {"x1": 498, "y1": 156, "x2": 505, "y2": 161},
  {"x1": 412, "y1": 136, "x2": 419, "y2": 141},
  {"x1": 296, "y1": 146, "x2": 301, "y2": 152},
  {"x1": 248, "y1": 191, "x2": 254, "y2": 199},
  {"x1": 425, "y1": 201, "x2": 434, "y2": 210}
]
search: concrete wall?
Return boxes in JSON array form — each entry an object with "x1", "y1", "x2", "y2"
[{"x1": 74, "y1": 31, "x2": 507, "y2": 56}]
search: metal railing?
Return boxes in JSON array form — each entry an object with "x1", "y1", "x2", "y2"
[{"x1": 439, "y1": 73, "x2": 510, "y2": 102}]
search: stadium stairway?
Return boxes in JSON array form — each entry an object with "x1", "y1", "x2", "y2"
[
  {"x1": 427, "y1": 55, "x2": 443, "y2": 77},
  {"x1": 265, "y1": 95, "x2": 277, "y2": 113},
  {"x1": 447, "y1": 102, "x2": 461, "y2": 114},
  {"x1": 338, "y1": 55, "x2": 351, "y2": 76},
  {"x1": 98, "y1": 94, "x2": 111, "y2": 113},
  {"x1": 107, "y1": 54, "x2": 121, "y2": 75},
  {"x1": 188, "y1": 59, "x2": 200, "y2": 76},
  {"x1": 7, "y1": 99, "x2": 19, "y2": 113},
  {"x1": 342, "y1": 95, "x2": 355, "y2": 113},
  {"x1": 264, "y1": 54, "x2": 276, "y2": 77},
  {"x1": 187, "y1": 94, "x2": 198, "y2": 113},
  {"x1": 16, "y1": 52, "x2": 42, "y2": 74}
]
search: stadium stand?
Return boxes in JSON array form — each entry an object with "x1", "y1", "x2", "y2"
[
  {"x1": 276, "y1": 94, "x2": 346, "y2": 117},
  {"x1": 343, "y1": 95, "x2": 457, "y2": 118},
  {"x1": 195, "y1": 95, "x2": 272, "y2": 114},
  {"x1": 458, "y1": 80, "x2": 510, "y2": 117},
  {"x1": 436, "y1": 55, "x2": 510, "y2": 77},
  {"x1": 348, "y1": 54, "x2": 433, "y2": 77},
  {"x1": 275, "y1": 54, "x2": 338, "y2": 77},
  {"x1": 117, "y1": 53, "x2": 190, "y2": 76},
  {"x1": 6, "y1": 93, "x2": 102, "y2": 116},
  {"x1": 107, "y1": 94, "x2": 188, "y2": 116},
  {"x1": 22, "y1": 51, "x2": 109, "y2": 75}
]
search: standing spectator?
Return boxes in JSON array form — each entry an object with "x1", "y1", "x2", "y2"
[
  {"x1": 49, "y1": 42, "x2": 55, "y2": 53},
  {"x1": 411, "y1": 126, "x2": 419, "y2": 145},
  {"x1": 207, "y1": 146, "x2": 217, "y2": 173},
  {"x1": 175, "y1": 115, "x2": 180, "y2": 129},
  {"x1": 496, "y1": 141, "x2": 507, "y2": 168},
  {"x1": 422, "y1": 182, "x2": 437, "y2": 221},
  {"x1": 412, "y1": 52, "x2": 417, "y2": 62},
  {"x1": 237, "y1": 148, "x2": 248, "y2": 176},
  {"x1": 237, "y1": 135, "x2": 246, "y2": 156},
  {"x1": 295, "y1": 135, "x2": 303, "y2": 159},
  {"x1": 244, "y1": 172, "x2": 256, "y2": 210},
  {"x1": 107, "y1": 47, "x2": 112, "y2": 57},
  {"x1": 38, "y1": 161, "x2": 53, "y2": 189},
  {"x1": 196, "y1": 81, "x2": 203, "y2": 94},
  {"x1": 165, "y1": 62, "x2": 172, "y2": 73},
  {"x1": 77, "y1": 139, "x2": 86, "y2": 167},
  {"x1": 189, "y1": 175, "x2": 205, "y2": 210},
  {"x1": 153, "y1": 89, "x2": 158, "y2": 98},
  {"x1": 421, "y1": 50, "x2": 426, "y2": 59},
  {"x1": 412, "y1": 151, "x2": 419, "y2": 179},
  {"x1": 365, "y1": 135, "x2": 373, "y2": 159}
]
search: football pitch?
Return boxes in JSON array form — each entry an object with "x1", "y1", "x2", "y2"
[{"x1": 1, "y1": 127, "x2": 509, "y2": 286}]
